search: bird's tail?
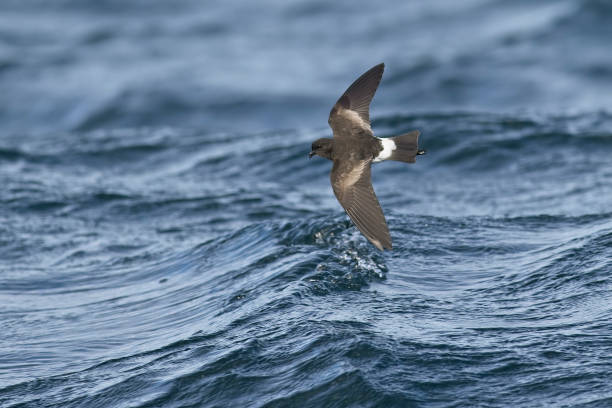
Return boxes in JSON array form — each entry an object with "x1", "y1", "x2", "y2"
[{"x1": 389, "y1": 130, "x2": 425, "y2": 163}]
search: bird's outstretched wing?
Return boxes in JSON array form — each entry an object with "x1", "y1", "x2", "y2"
[
  {"x1": 330, "y1": 159, "x2": 392, "y2": 250},
  {"x1": 328, "y1": 63, "x2": 384, "y2": 140}
]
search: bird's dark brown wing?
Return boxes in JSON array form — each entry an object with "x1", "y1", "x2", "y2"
[
  {"x1": 328, "y1": 63, "x2": 385, "y2": 140},
  {"x1": 330, "y1": 159, "x2": 392, "y2": 250}
]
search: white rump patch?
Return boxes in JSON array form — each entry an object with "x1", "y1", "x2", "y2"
[{"x1": 373, "y1": 138, "x2": 396, "y2": 162}]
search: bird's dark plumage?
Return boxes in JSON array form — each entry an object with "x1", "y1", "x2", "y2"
[
  {"x1": 329, "y1": 62, "x2": 384, "y2": 129},
  {"x1": 330, "y1": 159, "x2": 391, "y2": 250},
  {"x1": 310, "y1": 63, "x2": 423, "y2": 250}
]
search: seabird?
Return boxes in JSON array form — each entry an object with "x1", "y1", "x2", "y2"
[{"x1": 309, "y1": 63, "x2": 425, "y2": 250}]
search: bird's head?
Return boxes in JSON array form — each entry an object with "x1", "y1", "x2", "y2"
[{"x1": 309, "y1": 138, "x2": 334, "y2": 160}]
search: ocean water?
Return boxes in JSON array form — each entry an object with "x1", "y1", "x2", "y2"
[{"x1": 1, "y1": 1, "x2": 612, "y2": 407}]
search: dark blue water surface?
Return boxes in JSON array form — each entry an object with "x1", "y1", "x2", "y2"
[{"x1": 1, "y1": 1, "x2": 612, "y2": 407}]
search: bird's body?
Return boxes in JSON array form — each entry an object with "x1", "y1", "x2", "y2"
[{"x1": 310, "y1": 63, "x2": 424, "y2": 250}]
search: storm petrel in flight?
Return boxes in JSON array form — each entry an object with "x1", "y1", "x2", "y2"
[{"x1": 309, "y1": 63, "x2": 424, "y2": 250}]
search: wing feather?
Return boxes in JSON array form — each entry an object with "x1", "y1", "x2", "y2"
[
  {"x1": 328, "y1": 63, "x2": 385, "y2": 140},
  {"x1": 330, "y1": 159, "x2": 392, "y2": 250}
]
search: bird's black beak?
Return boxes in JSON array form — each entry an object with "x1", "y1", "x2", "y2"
[{"x1": 309, "y1": 151, "x2": 315, "y2": 159}]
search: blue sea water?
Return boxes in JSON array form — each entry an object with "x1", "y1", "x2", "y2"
[{"x1": 1, "y1": 1, "x2": 611, "y2": 407}]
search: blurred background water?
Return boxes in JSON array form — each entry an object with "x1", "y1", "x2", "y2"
[{"x1": 1, "y1": 1, "x2": 611, "y2": 407}]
